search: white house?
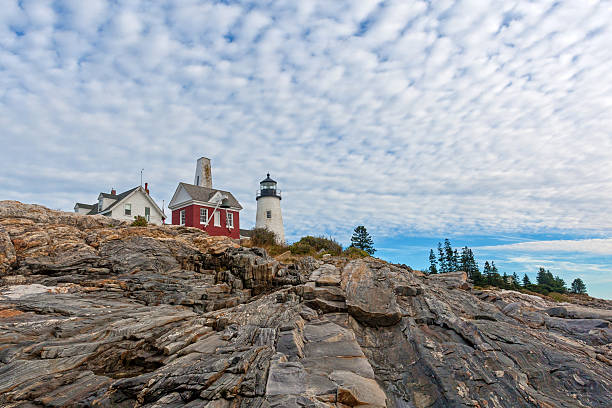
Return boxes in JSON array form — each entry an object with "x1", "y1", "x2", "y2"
[{"x1": 74, "y1": 184, "x2": 166, "y2": 225}]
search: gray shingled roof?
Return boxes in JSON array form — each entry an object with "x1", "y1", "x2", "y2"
[
  {"x1": 75, "y1": 203, "x2": 95, "y2": 209},
  {"x1": 86, "y1": 187, "x2": 139, "y2": 215},
  {"x1": 178, "y1": 183, "x2": 243, "y2": 210},
  {"x1": 100, "y1": 187, "x2": 139, "y2": 213}
]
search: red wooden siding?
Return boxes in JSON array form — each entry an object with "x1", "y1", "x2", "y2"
[{"x1": 171, "y1": 204, "x2": 240, "y2": 239}]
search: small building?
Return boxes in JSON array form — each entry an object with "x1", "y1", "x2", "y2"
[
  {"x1": 255, "y1": 173, "x2": 284, "y2": 244},
  {"x1": 168, "y1": 157, "x2": 242, "y2": 239},
  {"x1": 74, "y1": 184, "x2": 166, "y2": 225}
]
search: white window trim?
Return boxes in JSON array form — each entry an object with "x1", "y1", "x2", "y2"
[
  {"x1": 125, "y1": 203, "x2": 132, "y2": 216},
  {"x1": 180, "y1": 209, "x2": 186, "y2": 225},
  {"x1": 145, "y1": 207, "x2": 150, "y2": 221},
  {"x1": 213, "y1": 210, "x2": 221, "y2": 227},
  {"x1": 226, "y1": 212, "x2": 234, "y2": 229},
  {"x1": 200, "y1": 208, "x2": 208, "y2": 225}
]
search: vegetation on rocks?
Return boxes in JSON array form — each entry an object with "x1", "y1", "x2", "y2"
[
  {"x1": 131, "y1": 215, "x2": 148, "y2": 226},
  {"x1": 289, "y1": 235, "x2": 343, "y2": 256},
  {"x1": 342, "y1": 246, "x2": 370, "y2": 259},
  {"x1": 250, "y1": 227, "x2": 278, "y2": 247}
]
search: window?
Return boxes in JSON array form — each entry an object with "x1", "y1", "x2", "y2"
[
  {"x1": 213, "y1": 211, "x2": 220, "y2": 227},
  {"x1": 226, "y1": 212, "x2": 234, "y2": 228},
  {"x1": 124, "y1": 203, "x2": 131, "y2": 216},
  {"x1": 200, "y1": 208, "x2": 208, "y2": 225},
  {"x1": 180, "y1": 210, "x2": 185, "y2": 225},
  {"x1": 266, "y1": 210, "x2": 272, "y2": 219},
  {"x1": 98, "y1": 198, "x2": 103, "y2": 212},
  {"x1": 145, "y1": 207, "x2": 150, "y2": 221}
]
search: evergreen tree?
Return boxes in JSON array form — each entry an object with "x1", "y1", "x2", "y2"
[
  {"x1": 483, "y1": 261, "x2": 492, "y2": 285},
  {"x1": 468, "y1": 249, "x2": 480, "y2": 281},
  {"x1": 491, "y1": 261, "x2": 498, "y2": 275},
  {"x1": 452, "y1": 249, "x2": 460, "y2": 272},
  {"x1": 502, "y1": 272, "x2": 509, "y2": 289},
  {"x1": 522, "y1": 273, "x2": 531, "y2": 287},
  {"x1": 489, "y1": 262, "x2": 502, "y2": 287},
  {"x1": 512, "y1": 272, "x2": 520, "y2": 289},
  {"x1": 350, "y1": 226, "x2": 375, "y2": 254},
  {"x1": 459, "y1": 247, "x2": 469, "y2": 271},
  {"x1": 553, "y1": 275, "x2": 567, "y2": 294},
  {"x1": 570, "y1": 278, "x2": 587, "y2": 294},
  {"x1": 437, "y1": 242, "x2": 447, "y2": 274},
  {"x1": 428, "y1": 249, "x2": 438, "y2": 275},
  {"x1": 443, "y1": 239, "x2": 454, "y2": 272},
  {"x1": 536, "y1": 267, "x2": 553, "y2": 286}
]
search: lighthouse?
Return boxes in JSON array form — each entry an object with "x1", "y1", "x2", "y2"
[{"x1": 255, "y1": 173, "x2": 284, "y2": 244}]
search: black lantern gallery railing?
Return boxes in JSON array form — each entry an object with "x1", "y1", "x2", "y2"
[{"x1": 256, "y1": 189, "x2": 282, "y2": 199}]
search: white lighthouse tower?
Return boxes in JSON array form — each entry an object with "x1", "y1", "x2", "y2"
[{"x1": 255, "y1": 173, "x2": 284, "y2": 244}]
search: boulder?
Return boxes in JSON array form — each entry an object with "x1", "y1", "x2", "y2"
[
  {"x1": 428, "y1": 271, "x2": 470, "y2": 289},
  {"x1": 329, "y1": 370, "x2": 386, "y2": 407},
  {"x1": 342, "y1": 260, "x2": 402, "y2": 327}
]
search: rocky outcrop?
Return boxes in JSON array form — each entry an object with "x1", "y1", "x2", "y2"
[{"x1": 1, "y1": 201, "x2": 611, "y2": 407}]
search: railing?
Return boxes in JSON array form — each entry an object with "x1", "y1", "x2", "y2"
[{"x1": 256, "y1": 189, "x2": 282, "y2": 199}]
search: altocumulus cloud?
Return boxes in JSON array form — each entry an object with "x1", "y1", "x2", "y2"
[{"x1": 0, "y1": 0, "x2": 611, "y2": 243}]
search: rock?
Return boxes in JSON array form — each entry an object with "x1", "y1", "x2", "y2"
[
  {"x1": 0, "y1": 201, "x2": 611, "y2": 408},
  {"x1": 342, "y1": 260, "x2": 402, "y2": 327},
  {"x1": 428, "y1": 271, "x2": 470, "y2": 289},
  {"x1": 311, "y1": 264, "x2": 341, "y2": 287},
  {"x1": 329, "y1": 370, "x2": 386, "y2": 407},
  {"x1": 0, "y1": 225, "x2": 16, "y2": 275}
]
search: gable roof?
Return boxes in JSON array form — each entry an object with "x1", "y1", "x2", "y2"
[
  {"x1": 74, "y1": 203, "x2": 95, "y2": 209},
  {"x1": 169, "y1": 182, "x2": 242, "y2": 210},
  {"x1": 84, "y1": 187, "x2": 165, "y2": 219},
  {"x1": 98, "y1": 187, "x2": 139, "y2": 213}
]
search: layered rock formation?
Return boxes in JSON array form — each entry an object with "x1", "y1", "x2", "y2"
[{"x1": 0, "y1": 201, "x2": 611, "y2": 407}]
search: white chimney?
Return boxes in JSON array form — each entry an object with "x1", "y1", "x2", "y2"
[{"x1": 194, "y1": 157, "x2": 212, "y2": 188}]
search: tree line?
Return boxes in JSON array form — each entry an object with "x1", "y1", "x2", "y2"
[{"x1": 428, "y1": 239, "x2": 588, "y2": 295}]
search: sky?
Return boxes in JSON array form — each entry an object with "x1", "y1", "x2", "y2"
[{"x1": 0, "y1": 1, "x2": 611, "y2": 298}]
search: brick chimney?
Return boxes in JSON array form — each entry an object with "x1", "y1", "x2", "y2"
[
  {"x1": 144, "y1": 183, "x2": 149, "y2": 195},
  {"x1": 194, "y1": 157, "x2": 212, "y2": 188},
  {"x1": 111, "y1": 188, "x2": 116, "y2": 195}
]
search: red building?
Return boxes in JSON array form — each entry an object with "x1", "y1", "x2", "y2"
[{"x1": 168, "y1": 158, "x2": 242, "y2": 239}]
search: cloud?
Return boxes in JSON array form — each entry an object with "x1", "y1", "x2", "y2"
[
  {"x1": 479, "y1": 239, "x2": 612, "y2": 256},
  {"x1": 0, "y1": 0, "x2": 611, "y2": 247}
]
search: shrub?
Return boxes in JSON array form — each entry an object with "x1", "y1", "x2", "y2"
[
  {"x1": 289, "y1": 241, "x2": 316, "y2": 255},
  {"x1": 548, "y1": 292, "x2": 569, "y2": 302},
  {"x1": 291, "y1": 236, "x2": 342, "y2": 256},
  {"x1": 343, "y1": 246, "x2": 369, "y2": 259},
  {"x1": 250, "y1": 228, "x2": 278, "y2": 247},
  {"x1": 131, "y1": 216, "x2": 148, "y2": 227}
]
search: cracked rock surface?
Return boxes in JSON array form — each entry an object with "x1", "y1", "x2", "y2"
[{"x1": 0, "y1": 201, "x2": 611, "y2": 407}]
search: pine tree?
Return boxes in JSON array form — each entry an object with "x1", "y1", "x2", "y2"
[
  {"x1": 553, "y1": 276, "x2": 567, "y2": 294},
  {"x1": 437, "y1": 242, "x2": 447, "y2": 274},
  {"x1": 522, "y1": 273, "x2": 531, "y2": 287},
  {"x1": 512, "y1": 272, "x2": 520, "y2": 289},
  {"x1": 452, "y1": 249, "x2": 460, "y2": 272},
  {"x1": 570, "y1": 278, "x2": 587, "y2": 294},
  {"x1": 483, "y1": 261, "x2": 492, "y2": 285},
  {"x1": 443, "y1": 239, "x2": 453, "y2": 272},
  {"x1": 502, "y1": 272, "x2": 509, "y2": 289},
  {"x1": 459, "y1": 247, "x2": 469, "y2": 272},
  {"x1": 428, "y1": 249, "x2": 438, "y2": 275},
  {"x1": 536, "y1": 267, "x2": 553, "y2": 286},
  {"x1": 350, "y1": 226, "x2": 375, "y2": 254}
]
